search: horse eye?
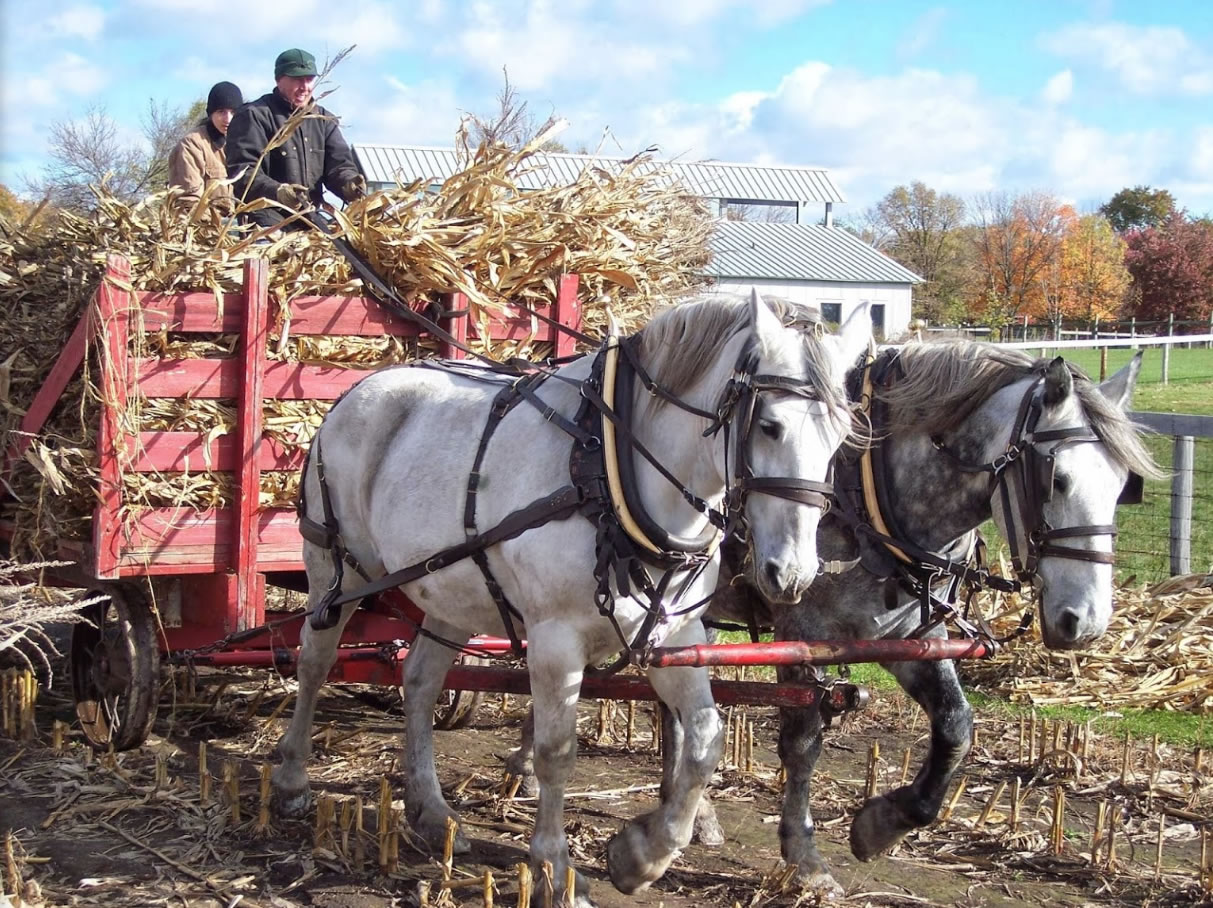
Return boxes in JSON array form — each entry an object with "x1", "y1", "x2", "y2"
[
  {"x1": 758, "y1": 418, "x2": 782, "y2": 440},
  {"x1": 1053, "y1": 473, "x2": 1070, "y2": 495}
]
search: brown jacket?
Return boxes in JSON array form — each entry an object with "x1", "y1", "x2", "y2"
[{"x1": 168, "y1": 123, "x2": 233, "y2": 208}]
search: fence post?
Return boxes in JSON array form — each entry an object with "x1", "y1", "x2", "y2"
[
  {"x1": 1170, "y1": 436, "x2": 1194, "y2": 576},
  {"x1": 1162, "y1": 339, "x2": 1171, "y2": 386},
  {"x1": 1093, "y1": 315, "x2": 1100, "y2": 341},
  {"x1": 1207, "y1": 311, "x2": 1212, "y2": 349},
  {"x1": 1100, "y1": 346, "x2": 1108, "y2": 382}
]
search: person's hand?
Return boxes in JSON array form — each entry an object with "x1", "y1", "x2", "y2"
[
  {"x1": 340, "y1": 174, "x2": 367, "y2": 202},
  {"x1": 276, "y1": 182, "x2": 312, "y2": 209}
]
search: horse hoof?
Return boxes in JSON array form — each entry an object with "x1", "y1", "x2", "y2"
[
  {"x1": 413, "y1": 814, "x2": 471, "y2": 855},
  {"x1": 507, "y1": 772, "x2": 538, "y2": 798},
  {"x1": 849, "y1": 796, "x2": 912, "y2": 861},
  {"x1": 272, "y1": 785, "x2": 313, "y2": 820},
  {"x1": 795, "y1": 869, "x2": 844, "y2": 899},
  {"x1": 606, "y1": 823, "x2": 672, "y2": 894},
  {"x1": 692, "y1": 809, "x2": 725, "y2": 846}
]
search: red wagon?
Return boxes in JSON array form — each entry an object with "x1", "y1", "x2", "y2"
[{"x1": 2, "y1": 254, "x2": 991, "y2": 751}]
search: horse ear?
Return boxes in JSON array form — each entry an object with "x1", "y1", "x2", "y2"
[
  {"x1": 748, "y1": 287, "x2": 781, "y2": 338},
  {"x1": 1042, "y1": 356, "x2": 1073, "y2": 406},
  {"x1": 832, "y1": 302, "x2": 872, "y2": 377},
  {"x1": 1098, "y1": 351, "x2": 1142, "y2": 411}
]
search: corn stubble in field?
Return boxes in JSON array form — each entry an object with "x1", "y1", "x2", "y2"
[{"x1": 0, "y1": 127, "x2": 713, "y2": 560}]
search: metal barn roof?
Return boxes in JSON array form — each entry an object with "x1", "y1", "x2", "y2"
[
  {"x1": 709, "y1": 222, "x2": 921, "y2": 284},
  {"x1": 354, "y1": 144, "x2": 845, "y2": 204}
]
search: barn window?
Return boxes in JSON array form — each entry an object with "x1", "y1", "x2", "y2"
[{"x1": 820, "y1": 303, "x2": 841, "y2": 325}]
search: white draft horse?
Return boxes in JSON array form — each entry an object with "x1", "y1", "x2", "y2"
[{"x1": 271, "y1": 291, "x2": 871, "y2": 904}]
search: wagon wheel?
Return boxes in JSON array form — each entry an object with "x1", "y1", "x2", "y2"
[
  {"x1": 433, "y1": 653, "x2": 487, "y2": 730},
  {"x1": 70, "y1": 585, "x2": 161, "y2": 751}
]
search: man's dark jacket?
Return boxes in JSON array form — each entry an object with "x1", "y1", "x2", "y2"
[{"x1": 226, "y1": 89, "x2": 360, "y2": 228}]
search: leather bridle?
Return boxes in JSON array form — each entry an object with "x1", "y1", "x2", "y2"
[{"x1": 932, "y1": 373, "x2": 1121, "y2": 581}]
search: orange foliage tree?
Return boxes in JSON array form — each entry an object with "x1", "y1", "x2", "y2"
[
  {"x1": 969, "y1": 191, "x2": 1066, "y2": 325},
  {"x1": 1033, "y1": 210, "x2": 1129, "y2": 327}
]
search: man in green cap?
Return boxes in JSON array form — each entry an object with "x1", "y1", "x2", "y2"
[{"x1": 226, "y1": 47, "x2": 367, "y2": 230}]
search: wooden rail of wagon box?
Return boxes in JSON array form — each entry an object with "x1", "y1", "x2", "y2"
[{"x1": 1, "y1": 254, "x2": 996, "y2": 752}]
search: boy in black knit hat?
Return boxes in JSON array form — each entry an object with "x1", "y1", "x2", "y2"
[{"x1": 169, "y1": 80, "x2": 244, "y2": 211}]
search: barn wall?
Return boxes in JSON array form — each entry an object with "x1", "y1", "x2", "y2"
[{"x1": 709, "y1": 279, "x2": 914, "y2": 339}]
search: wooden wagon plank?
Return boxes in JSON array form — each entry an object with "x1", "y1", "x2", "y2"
[
  {"x1": 131, "y1": 433, "x2": 303, "y2": 472},
  {"x1": 93, "y1": 255, "x2": 133, "y2": 580},
  {"x1": 233, "y1": 259, "x2": 268, "y2": 631},
  {"x1": 135, "y1": 291, "x2": 243, "y2": 332},
  {"x1": 131, "y1": 359, "x2": 378, "y2": 400}
]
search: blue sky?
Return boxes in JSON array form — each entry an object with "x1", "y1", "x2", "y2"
[{"x1": 3, "y1": 0, "x2": 1212, "y2": 217}]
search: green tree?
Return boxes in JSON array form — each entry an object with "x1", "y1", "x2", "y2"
[
  {"x1": 1099, "y1": 185, "x2": 1177, "y2": 233},
  {"x1": 869, "y1": 181, "x2": 969, "y2": 323}
]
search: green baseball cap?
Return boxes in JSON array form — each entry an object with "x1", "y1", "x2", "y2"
[{"x1": 275, "y1": 48, "x2": 317, "y2": 79}]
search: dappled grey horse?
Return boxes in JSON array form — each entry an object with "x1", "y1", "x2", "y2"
[
  {"x1": 704, "y1": 343, "x2": 1160, "y2": 894},
  {"x1": 271, "y1": 291, "x2": 870, "y2": 905}
]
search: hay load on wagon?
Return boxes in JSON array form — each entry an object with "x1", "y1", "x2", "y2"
[{"x1": 0, "y1": 130, "x2": 714, "y2": 561}]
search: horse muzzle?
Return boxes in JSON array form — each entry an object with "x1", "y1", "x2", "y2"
[
  {"x1": 1040, "y1": 606, "x2": 1108, "y2": 650},
  {"x1": 756, "y1": 557, "x2": 815, "y2": 606}
]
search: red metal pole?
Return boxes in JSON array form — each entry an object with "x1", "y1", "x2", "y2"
[{"x1": 645, "y1": 638, "x2": 992, "y2": 668}]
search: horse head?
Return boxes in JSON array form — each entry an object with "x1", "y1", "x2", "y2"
[
  {"x1": 741, "y1": 292, "x2": 871, "y2": 604},
  {"x1": 986, "y1": 353, "x2": 1158, "y2": 649}
]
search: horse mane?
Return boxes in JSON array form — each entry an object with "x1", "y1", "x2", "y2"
[
  {"x1": 878, "y1": 341, "x2": 1162, "y2": 477},
  {"x1": 639, "y1": 293, "x2": 852, "y2": 435}
]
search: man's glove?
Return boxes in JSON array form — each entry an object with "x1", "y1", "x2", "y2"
[
  {"x1": 276, "y1": 182, "x2": 313, "y2": 210},
  {"x1": 340, "y1": 174, "x2": 367, "y2": 203}
]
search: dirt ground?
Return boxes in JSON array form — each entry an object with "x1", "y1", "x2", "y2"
[{"x1": 1, "y1": 667, "x2": 1211, "y2": 908}]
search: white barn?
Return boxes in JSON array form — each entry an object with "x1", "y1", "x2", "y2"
[
  {"x1": 708, "y1": 221, "x2": 919, "y2": 338},
  {"x1": 353, "y1": 145, "x2": 919, "y2": 337}
]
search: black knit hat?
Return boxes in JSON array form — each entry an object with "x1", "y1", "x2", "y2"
[{"x1": 207, "y1": 81, "x2": 243, "y2": 115}]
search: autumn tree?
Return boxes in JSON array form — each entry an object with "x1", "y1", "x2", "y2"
[
  {"x1": 0, "y1": 184, "x2": 30, "y2": 223},
  {"x1": 868, "y1": 182, "x2": 968, "y2": 322},
  {"x1": 1061, "y1": 214, "x2": 1131, "y2": 321},
  {"x1": 27, "y1": 99, "x2": 198, "y2": 212},
  {"x1": 1100, "y1": 185, "x2": 1177, "y2": 234},
  {"x1": 969, "y1": 190, "x2": 1067, "y2": 325},
  {"x1": 1123, "y1": 214, "x2": 1213, "y2": 323}
]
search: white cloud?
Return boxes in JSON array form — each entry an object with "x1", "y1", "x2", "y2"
[
  {"x1": 1040, "y1": 22, "x2": 1213, "y2": 96},
  {"x1": 1042, "y1": 69, "x2": 1073, "y2": 105},
  {"x1": 450, "y1": 1, "x2": 687, "y2": 93},
  {"x1": 611, "y1": 0, "x2": 831, "y2": 27},
  {"x1": 46, "y1": 4, "x2": 105, "y2": 41}
]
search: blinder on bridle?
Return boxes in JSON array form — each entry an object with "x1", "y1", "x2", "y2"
[{"x1": 712, "y1": 341, "x2": 835, "y2": 521}]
